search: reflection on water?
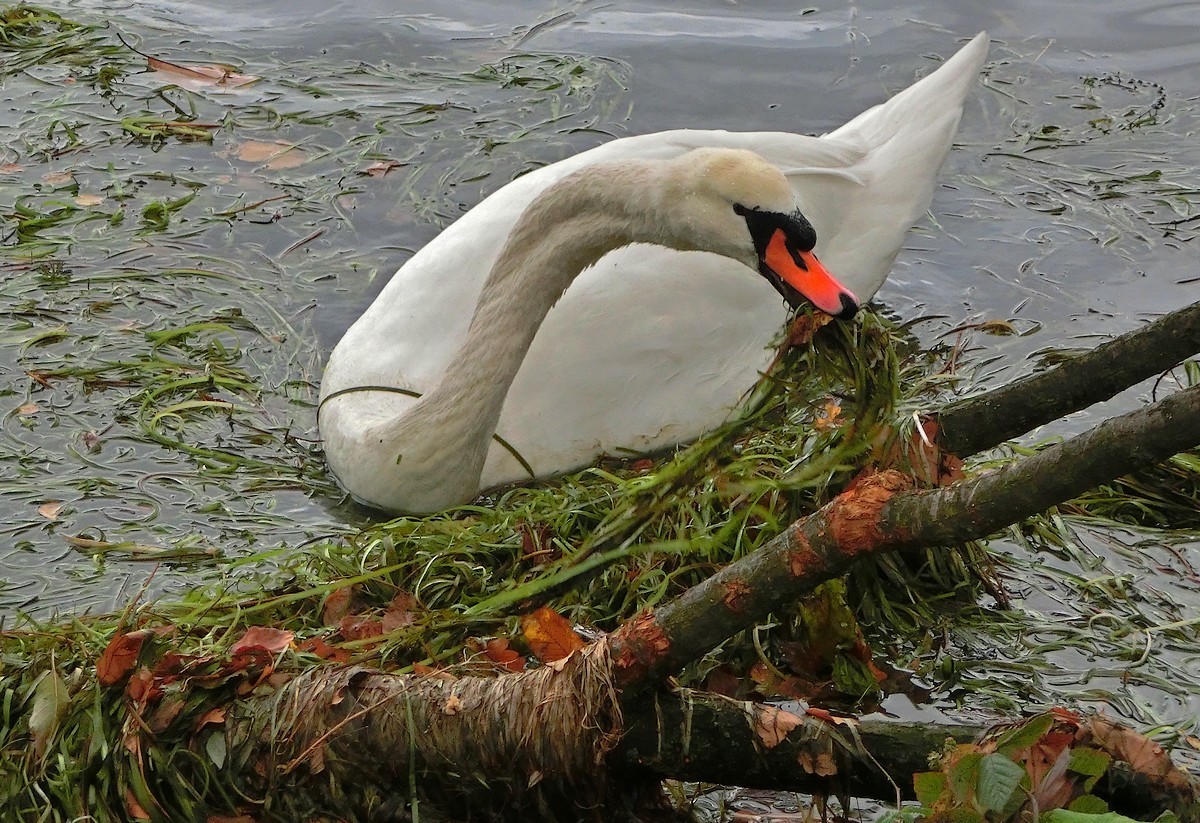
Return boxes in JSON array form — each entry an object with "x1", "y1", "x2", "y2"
[{"x1": 2, "y1": 0, "x2": 1199, "y2": 763}]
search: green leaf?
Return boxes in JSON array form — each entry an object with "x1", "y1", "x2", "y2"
[
  {"x1": 1042, "y1": 811, "x2": 1141, "y2": 823},
  {"x1": 1067, "y1": 746, "x2": 1112, "y2": 791},
  {"x1": 205, "y1": 729, "x2": 228, "y2": 769},
  {"x1": 913, "y1": 770, "x2": 947, "y2": 806},
  {"x1": 993, "y1": 712, "x2": 1055, "y2": 756},
  {"x1": 976, "y1": 752, "x2": 1026, "y2": 812},
  {"x1": 949, "y1": 751, "x2": 983, "y2": 803},
  {"x1": 1067, "y1": 795, "x2": 1109, "y2": 814},
  {"x1": 28, "y1": 667, "x2": 70, "y2": 760}
]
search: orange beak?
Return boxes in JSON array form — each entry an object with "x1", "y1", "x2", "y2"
[{"x1": 763, "y1": 229, "x2": 859, "y2": 319}]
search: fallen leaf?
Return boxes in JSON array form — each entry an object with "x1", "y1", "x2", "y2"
[
  {"x1": 382, "y1": 591, "x2": 419, "y2": 631},
  {"x1": 125, "y1": 667, "x2": 160, "y2": 704},
  {"x1": 236, "y1": 140, "x2": 307, "y2": 169},
  {"x1": 229, "y1": 626, "x2": 294, "y2": 655},
  {"x1": 125, "y1": 788, "x2": 151, "y2": 820},
  {"x1": 74, "y1": 194, "x2": 104, "y2": 207},
  {"x1": 206, "y1": 815, "x2": 257, "y2": 823},
  {"x1": 30, "y1": 668, "x2": 70, "y2": 759},
  {"x1": 148, "y1": 694, "x2": 187, "y2": 733},
  {"x1": 37, "y1": 501, "x2": 63, "y2": 521},
  {"x1": 629, "y1": 458, "x2": 655, "y2": 473},
  {"x1": 521, "y1": 607, "x2": 586, "y2": 663},
  {"x1": 298, "y1": 636, "x2": 351, "y2": 663},
  {"x1": 337, "y1": 614, "x2": 383, "y2": 642},
  {"x1": 813, "y1": 398, "x2": 842, "y2": 431},
  {"x1": 42, "y1": 170, "x2": 75, "y2": 185},
  {"x1": 0, "y1": 163, "x2": 21, "y2": 174},
  {"x1": 482, "y1": 637, "x2": 525, "y2": 672},
  {"x1": 98, "y1": 628, "x2": 153, "y2": 686},
  {"x1": 194, "y1": 707, "x2": 226, "y2": 732},
  {"x1": 754, "y1": 705, "x2": 803, "y2": 749},
  {"x1": 16, "y1": 402, "x2": 39, "y2": 416},
  {"x1": 147, "y1": 56, "x2": 256, "y2": 87},
  {"x1": 321, "y1": 585, "x2": 355, "y2": 626},
  {"x1": 363, "y1": 160, "x2": 403, "y2": 177},
  {"x1": 443, "y1": 694, "x2": 463, "y2": 715},
  {"x1": 813, "y1": 751, "x2": 838, "y2": 776},
  {"x1": 83, "y1": 431, "x2": 101, "y2": 452}
]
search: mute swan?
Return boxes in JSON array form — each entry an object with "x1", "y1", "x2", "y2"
[{"x1": 320, "y1": 32, "x2": 989, "y2": 514}]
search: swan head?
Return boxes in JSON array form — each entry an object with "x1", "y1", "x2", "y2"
[{"x1": 666, "y1": 148, "x2": 859, "y2": 320}]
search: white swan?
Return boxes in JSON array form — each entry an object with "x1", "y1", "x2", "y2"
[{"x1": 320, "y1": 32, "x2": 989, "y2": 514}]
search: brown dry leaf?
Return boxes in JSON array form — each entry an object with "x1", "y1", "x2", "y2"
[
  {"x1": 381, "y1": 591, "x2": 419, "y2": 631},
  {"x1": 97, "y1": 628, "x2": 153, "y2": 686},
  {"x1": 483, "y1": 637, "x2": 526, "y2": 672},
  {"x1": 749, "y1": 661, "x2": 812, "y2": 701},
  {"x1": 194, "y1": 707, "x2": 227, "y2": 732},
  {"x1": 363, "y1": 160, "x2": 402, "y2": 177},
  {"x1": 754, "y1": 705, "x2": 803, "y2": 749},
  {"x1": 0, "y1": 163, "x2": 21, "y2": 174},
  {"x1": 443, "y1": 694, "x2": 463, "y2": 715},
  {"x1": 338, "y1": 613, "x2": 384, "y2": 642},
  {"x1": 125, "y1": 788, "x2": 152, "y2": 820},
  {"x1": 16, "y1": 402, "x2": 39, "y2": 416},
  {"x1": 229, "y1": 626, "x2": 294, "y2": 655},
  {"x1": 26, "y1": 370, "x2": 55, "y2": 388},
  {"x1": 206, "y1": 815, "x2": 257, "y2": 823},
  {"x1": 74, "y1": 194, "x2": 104, "y2": 207},
  {"x1": 236, "y1": 140, "x2": 307, "y2": 169},
  {"x1": 412, "y1": 662, "x2": 437, "y2": 676},
  {"x1": 297, "y1": 636, "x2": 351, "y2": 663},
  {"x1": 37, "y1": 501, "x2": 63, "y2": 521},
  {"x1": 125, "y1": 667, "x2": 160, "y2": 704},
  {"x1": 520, "y1": 607, "x2": 586, "y2": 663},
  {"x1": 42, "y1": 170, "x2": 75, "y2": 185},
  {"x1": 1088, "y1": 715, "x2": 1171, "y2": 776},
  {"x1": 147, "y1": 56, "x2": 256, "y2": 87},
  {"x1": 148, "y1": 694, "x2": 187, "y2": 733},
  {"x1": 321, "y1": 585, "x2": 355, "y2": 626},
  {"x1": 813, "y1": 751, "x2": 837, "y2": 776}
]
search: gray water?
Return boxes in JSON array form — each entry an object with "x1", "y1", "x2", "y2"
[{"x1": 2, "y1": 0, "x2": 1199, "y2": 780}]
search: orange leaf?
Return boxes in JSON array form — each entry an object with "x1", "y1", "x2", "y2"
[
  {"x1": 297, "y1": 636, "x2": 351, "y2": 663},
  {"x1": 194, "y1": 707, "x2": 226, "y2": 732},
  {"x1": 520, "y1": 607, "x2": 586, "y2": 663},
  {"x1": 813, "y1": 398, "x2": 842, "y2": 431},
  {"x1": 754, "y1": 705, "x2": 803, "y2": 749},
  {"x1": 42, "y1": 170, "x2": 74, "y2": 185},
  {"x1": 74, "y1": 194, "x2": 104, "y2": 207},
  {"x1": 16, "y1": 402, "x2": 39, "y2": 416},
  {"x1": 125, "y1": 787, "x2": 151, "y2": 820},
  {"x1": 482, "y1": 637, "x2": 526, "y2": 672},
  {"x1": 98, "y1": 628, "x2": 153, "y2": 686},
  {"x1": 0, "y1": 163, "x2": 21, "y2": 174},
  {"x1": 229, "y1": 626, "x2": 293, "y2": 655}
]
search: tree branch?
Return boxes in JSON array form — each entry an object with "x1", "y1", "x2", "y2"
[{"x1": 936, "y1": 300, "x2": 1200, "y2": 457}]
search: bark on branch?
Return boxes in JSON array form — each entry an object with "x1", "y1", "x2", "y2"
[
  {"x1": 609, "y1": 384, "x2": 1200, "y2": 690},
  {"x1": 935, "y1": 299, "x2": 1200, "y2": 457}
]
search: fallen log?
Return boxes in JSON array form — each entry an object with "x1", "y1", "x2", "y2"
[{"x1": 208, "y1": 385, "x2": 1200, "y2": 819}]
